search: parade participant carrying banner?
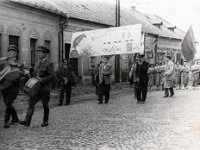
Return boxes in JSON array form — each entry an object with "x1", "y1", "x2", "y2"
[{"x1": 70, "y1": 24, "x2": 144, "y2": 57}]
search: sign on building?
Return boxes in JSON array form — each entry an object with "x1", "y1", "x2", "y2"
[{"x1": 70, "y1": 24, "x2": 144, "y2": 56}]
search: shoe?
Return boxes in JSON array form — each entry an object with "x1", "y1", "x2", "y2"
[
  {"x1": 4, "y1": 122, "x2": 10, "y2": 128},
  {"x1": 9, "y1": 119, "x2": 19, "y2": 125},
  {"x1": 41, "y1": 121, "x2": 48, "y2": 127},
  {"x1": 19, "y1": 121, "x2": 30, "y2": 127},
  {"x1": 65, "y1": 103, "x2": 70, "y2": 105},
  {"x1": 57, "y1": 103, "x2": 62, "y2": 106},
  {"x1": 104, "y1": 101, "x2": 108, "y2": 104},
  {"x1": 163, "y1": 95, "x2": 168, "y2": 98},
  {"x1": 170, "y1": 93, "x2": 174, "y2": 97}
]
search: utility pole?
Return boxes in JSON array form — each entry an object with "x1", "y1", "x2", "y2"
[{"x1": 115, "y1": 0, "x2": 120, "y2": 83}]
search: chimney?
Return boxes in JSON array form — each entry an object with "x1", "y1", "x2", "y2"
[{"x1": 131, "y1": 6, "x2": 136, "y2": 11}]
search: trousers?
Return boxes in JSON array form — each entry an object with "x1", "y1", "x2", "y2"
[
  {"x1": 25, "y1": 91, "x2": 50, "y2": 123},
  {"x1": 59, "y1": 82, "x2": 72, "y2": 105},
  {"x1": 99, "y1": 81, "x2": 110, "y2": 103},
  {"x1": 1, "y1": 90, "x2": 19, "y2": 123},
  {"x1": 136, "y1": 83, "x2": 148, "y2": 102}
]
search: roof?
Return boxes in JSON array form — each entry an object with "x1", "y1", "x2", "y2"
[{"x1": 9, "y1": 0, "x2": 184, "y2": 39}]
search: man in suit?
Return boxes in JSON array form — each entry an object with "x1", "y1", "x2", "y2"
[
  {"x1": 99, "y1": 56, "x2": 112, "y2": 104},
  {"x1": 57, "y1": 60, "x2": 75, "y2": 106},
  {"x1": 19, "y1": 46, "x2": 55, "y2": 127},
  {"x1": 0, "y1": 45, "x2": 24, "y2": 128},
  {"x1": 135, "y1": 54, "x2": 149, "y2": 104}
]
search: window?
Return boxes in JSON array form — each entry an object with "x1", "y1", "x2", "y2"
[
  {"x1": 44, "y1": 40, "x2": 51, "y2": 59},
  {"x1": 30, "y1": 38, "x2": 37, "y2": 66},
  {"x1": 9, "y1": 35, "x2": 19, "y2": 60}
]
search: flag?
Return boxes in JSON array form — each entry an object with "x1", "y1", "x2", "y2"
[{"x1": 181, "y1": 26, "x2": 196, "y2": 62}]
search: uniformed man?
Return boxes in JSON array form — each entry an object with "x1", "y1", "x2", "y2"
[
  {"x1": 163, "y1": 56, "x2": 175, "y2": 97},
  {"x1": 99, "y1": 56, "x2": 112, "y2": 104},
  {"x1": 57, "y1": 60, "x2": 74, "y2": 106},
  {"x1": 0, "y1": 45, "x2": 24, "y2": 128},
  {"x1": 19, "y1": 46, "x2": 55, "y2": 127}
]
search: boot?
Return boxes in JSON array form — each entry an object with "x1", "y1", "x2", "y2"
[
  {"x1": 19, "y1": 107, "x2": 34, "y2": 127},
  {"x1": 9, "y1": 119, "x2": 19, "y2": 125},
  {"x1": 169, "y1": 88, "x2": 174, "y2": 97},
  {"x1": 19, "y1": 120, "x2": 30, "y2": 127},
  {"x1": 42, "y1": 108, "x2": 49, "y2": 127},
  {"x1": 41, "y1": 121, "x2": 48, "y2": 127},
  {"x1": 9, "y1": 106, "x2": 19, "y2": 125},
  {"x1": 163, "y1": 88, "x2": 169, "y2": 97},
  {"x1": 4, "y1": 122, "x2": 10, "y2": 128}
]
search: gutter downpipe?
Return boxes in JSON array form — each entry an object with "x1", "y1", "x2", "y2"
[{"x1": 59, "y1": 15, "x2": 68, "y2": 67}]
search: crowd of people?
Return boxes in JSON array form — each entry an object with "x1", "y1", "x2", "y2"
[
  {"x1": 130, "y1": 58, "x2": 200, "y2": 94},
  {"x1": 1, "y1": 44, "x2": 200, "y2": 129}
]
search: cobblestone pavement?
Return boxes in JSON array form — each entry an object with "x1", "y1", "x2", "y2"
[{"x1": 1, "y1": 89, "x2": 200, "y2": 150}]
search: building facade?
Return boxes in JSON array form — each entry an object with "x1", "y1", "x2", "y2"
[
  {"x1": 0, "y1": 0, "x2": 185, "y2": 84},
  {"x1": 0, "y1": 0, "x2": 61, "y2": 69}
]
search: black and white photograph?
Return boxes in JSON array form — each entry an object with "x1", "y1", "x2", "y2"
[{"x1": 0, "y1": 0, "x2": 200, "y2": 149}]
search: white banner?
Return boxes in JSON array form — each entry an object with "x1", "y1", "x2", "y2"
[{"x1": 70, "y1": 24, "x2": 144, "y2": 57}]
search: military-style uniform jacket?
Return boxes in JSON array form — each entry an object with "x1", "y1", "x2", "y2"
[
  {"x1": 33, "y1": 58, "x2": 54, "y2": 92},
  {"x1": 99, "y1": 62, "x2": 112, "y2": 84}
]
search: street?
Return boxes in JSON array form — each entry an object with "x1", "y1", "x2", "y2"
[{"x1": 1, "y1": 89, "x2": 200, "y2": 150}]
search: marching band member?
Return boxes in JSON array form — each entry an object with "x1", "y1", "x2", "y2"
[
  {"x1": 98, "y1": 56, "x2": 112, "y2": 104},
  {"x1": 19, "y1": 46, "x2": 55, "y2": 127},
  {"x1": 163, "y1": 56, "x2": 175, "y2": 97},
  {"x1": 191, "y1": 61, "x2": 199, "y2": 89},
  {"x1": 0, "y1": 45, "x2": 24, "y2": 128},
  {"x1": 180, "y1": 61, "x2": 189, "y2": 90}
]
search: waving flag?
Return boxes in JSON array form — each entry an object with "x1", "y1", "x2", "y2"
[{"x1": 181, "y1": 26, "x2": 196, "y2": 62}]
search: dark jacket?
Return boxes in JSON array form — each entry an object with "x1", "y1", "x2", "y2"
[
  {"x1": 33, "y1": 58, "x2": 55, "y2": 92},
  {"x1": 0, "y1": 59, "x2": 24, "y2": 93},
  {"x1": 136, "y1": 60, "x2": 149, "y2": 84},
  {"x1": 56, "y1": 66, "x2": 76, "y2": 86}
]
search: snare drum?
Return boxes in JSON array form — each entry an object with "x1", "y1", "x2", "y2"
[{"x1": 24, "y1": 77, "x2": 41, "y2": 97}]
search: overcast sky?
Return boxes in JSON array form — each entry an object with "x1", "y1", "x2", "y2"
[{"x1": 94, "y1": 0, "x2": 200, "y2": 58}]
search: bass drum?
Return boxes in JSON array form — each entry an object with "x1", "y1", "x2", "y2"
[{"x1": 24, "y1": 77, "x2": 41, "y2": 97}]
